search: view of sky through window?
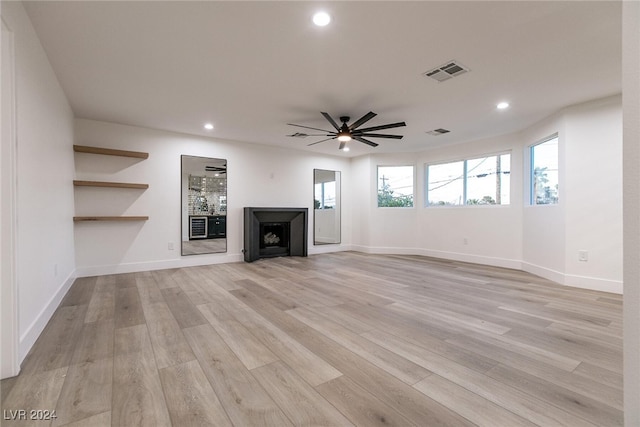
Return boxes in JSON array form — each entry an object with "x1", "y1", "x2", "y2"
[
  {"x1": 377, "y1": 166, "x2": 414, "y2": 207},
  {"x1": 427, "y1": 154, "x2": 511, "y2": 206},
  {"x1": 531, "y1": 136, "x2": 559, "y2": 204}
]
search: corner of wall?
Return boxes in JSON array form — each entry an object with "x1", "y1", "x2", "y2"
[{"x1": 19, "y1": 270, "x2": 77, "y2": 361}]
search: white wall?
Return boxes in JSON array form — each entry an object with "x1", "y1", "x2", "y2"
[
  {"x1": 351, "y1": 96, "x2": 622, "y2": 293},
  {"x1": 74, "y1": 118, "x2": 352, "y2": 276},
  {"x1": 563, "y1": 96, "x2": 622, "y2": 291},
  {"x1": 1, "y1": 1, "x2": 76, "y2": 367},
  {"x1": 349, "y1": 155, "x2": 373, "y2": 249},
  {"x1": 623, "y1": 0, "x2": 640, "y2": 423},
  {"x1": 1, "y1": 5, "x2": 20, "y2": 379},
  {"x1": 521, "y1": 111, "x2": 567, "y2": 282},
  {"x1": 417, "y1": 134, "x2": 523, "y2": 268},
  {"x1": 521, "y1": 95, "x2": 623, "y2": 293},
  {"x1": 351, "y1": 134, "x2": 523, "y2": 268}
]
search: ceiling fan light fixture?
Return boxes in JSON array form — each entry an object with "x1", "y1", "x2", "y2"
[
  {"x1": 337, "y1": 132, "x2": 351, "y2": 142},
  {"x1": 342, "y1": 146, "x2": 350, "y2": 152}
]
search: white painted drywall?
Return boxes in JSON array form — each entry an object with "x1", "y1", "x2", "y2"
[
  {"x1": 350, "y1": 97, "x2": 622, "y2": 292},
  {"x1": 623, "y1": 0, "x2": 640, "y2": 423},
  {"x1": 349, "y1": 155, "x2": 373, "y2": 249},
  {"x1": 1, "y1": 9, "x2": 20, "y2": 379},
  {"x1": 520, "y1": 96, "x2": 623, "y2": 293},
  {"x1": 73, "y1": 118, "x2": 352, "y2": 276},
  {"x1": 417, "y1": 134, "x2": 523, "y2": 268},
  {"x1": 520, "y1": 113, "x2": 567, "y2": 281},
  {"x1": 563, "y1": 96, "x2": 623, "y2": 291},
  {"x1": 1, "y1": 1, "x2": 76, "y2": 364},
  {"x1": 351, "y1": 134, "x2": 523, "y2": 268}
]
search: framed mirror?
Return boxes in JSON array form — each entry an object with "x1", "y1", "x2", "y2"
[
  {"x1": 314, "y1": 169, "x2": 341, "y2": 245},
  {"x1": 181, "y1": 155, "x2": 227, "y2": 255}
]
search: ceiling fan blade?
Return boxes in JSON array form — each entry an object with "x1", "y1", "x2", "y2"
[
  {"x1": 287, "y1": 123, "x2": 335, "y2": 133},
  {"x1": 321, "y1": 112, "x2": 340, "y2": 131},
  {"x1": 339, "y1": 140, "x2": 347, "y2": 150},
  {"x1": 357, "y1": 121, "x2": 407, "y2": 133},
  {"x1": 356, "y1": 133, "x2": 404, "y2": 139},
  {"x1": 307, "y1": 136, "x2": 336, "y2": 146},
  {"x1": 349, "y1": 111, "x2": 377, "y2": 130},
  {"x1": 353, "y1": 136, "x2": 379, "y2": 147}
]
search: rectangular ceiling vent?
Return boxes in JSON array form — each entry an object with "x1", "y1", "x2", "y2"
[
  {"x1": 424, "y1": 61, "x2": 469, "y2": 82},
  {"x1": 426, "y1": 128, "x2": 451, "y2": 136}
]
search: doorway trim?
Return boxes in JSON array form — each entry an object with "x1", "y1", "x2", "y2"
[{"x1": 1, "y1": 16, "x2": 20, "y2": 379}]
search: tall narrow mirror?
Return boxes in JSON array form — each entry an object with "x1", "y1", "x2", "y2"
[
  {"x1": 314, "y1": 169, "x2": 341, "y2": 245},
  {"x1": 181, "y1": 155, "x2": 227, "y2": 255}
]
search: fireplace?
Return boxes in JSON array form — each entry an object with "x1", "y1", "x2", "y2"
[
  {"x1": 244, "y1": 207, "x2": 307, "y2": 262},
  {"x1": 259, "y1": 222, "x2": 290, "y2": 257}
]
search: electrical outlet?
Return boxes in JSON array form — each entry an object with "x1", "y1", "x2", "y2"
[
  {"x1": 578, "y1": 250, "x2": 588, "y2": 262},
  {"x1": 168, "y1": 242, "x2": 174, "y2": 251}
]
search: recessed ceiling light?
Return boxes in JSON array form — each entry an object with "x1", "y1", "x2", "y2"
[
  {"x1": 313, "y1": 11, "x2": 331, "y2": 27},
  {"x1": 204, "y1": 123, "x2": 214, "y2": 130},
  {"x1": 497, "y1": 102, "x2": 510, "y2": 110}
]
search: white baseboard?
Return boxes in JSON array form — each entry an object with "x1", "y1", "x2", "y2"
[
  {"x1": 73, "y1": 248, "x2": 623, "y2": 294},
  {"x1": 75, "y1": 253, "x2": 244, "y2": 277},
  {"x1": 351, "y1": 246, "x2": 622, "y2": 294},
  {"x1": 521, "y1": 262, "x2": 622, "y2": 294},
  {"x1": 19, "y1": 270, "x2": 77, "y2": 362},
  {"x1": 351, "y1": 245, "x2": 522, "y2": 270},
  {"x1": 564, "y1": 273, "x2": 623, "y2": 294},
  {"x1": 308, "y1": 244, "x2": 353, "y2": 255},
  {"x1": 419, "y1": 248, "x2": 522, "y2": 270},
  {"x1": 351, "y1": 245, "x2": 420, "y2": 256},
  {"x1": 76, "y1": 247, "x2": 359, "y2": 277},
  {"x1": 521, "y1": 262, "x2": 566, "y2": 285}
]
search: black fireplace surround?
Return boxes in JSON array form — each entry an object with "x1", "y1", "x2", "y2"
[{"x1": 243, "y1": 207, "x2": 307, "y2": 262}]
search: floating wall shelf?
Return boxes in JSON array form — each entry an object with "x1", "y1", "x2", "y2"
[
  {"x1": 73, "y1": 145, "x2": 149, "y2": 159},
  {"x1": 74, "y1": 216, "x2": 149, "y2": 222},
  {"x1": 73, "y1": 180, "x2": 149, "y2": 189},
  {"x1": 73, "y1": 144, "x2": 149, "y2": 223}
]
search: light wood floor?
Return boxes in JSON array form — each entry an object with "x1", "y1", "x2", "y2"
[{"x1": 1, "y1": 252, "x2": 623, "y2": 426}]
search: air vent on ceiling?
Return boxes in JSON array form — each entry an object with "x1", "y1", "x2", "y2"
[
  {"x1": 288, "y1": 132, "x2": 308, "y2": 138},
  {"x1": 424, "y1": 61, "x2": 469, "y2": 82},
  {"x1": 426, "y1": 128, "x2": 451, "y2": 136}
]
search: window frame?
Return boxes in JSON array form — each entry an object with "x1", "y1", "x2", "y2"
[
  {"x1": 425, "y1": 150, "x2": 512, "y2": 208},
  {"x1": 528, "y1": 134, "x2": 559, "y2": 206}
]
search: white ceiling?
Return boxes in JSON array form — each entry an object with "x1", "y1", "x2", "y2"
[{"x1": 24, "y1": 1, "x2": 622, "y2": 157}]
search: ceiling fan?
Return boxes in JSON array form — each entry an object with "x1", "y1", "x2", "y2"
[
  {"x1": 205, "y1": 165, "x2": 226, "y2": 174},
  {"x1": 287, "y1": 112, "x2": 406, "y2": 150}
]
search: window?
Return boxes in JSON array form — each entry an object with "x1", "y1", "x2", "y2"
[
  {"x1": 426, "y1": 153, "x2": 511, "y2": 206},
  {"x1": 427, "y1": 161, "x2": 464, "y2": 205},
  {"x1": 466, "y1": 154, "x2": 510, "y2": 205},
  {"x1": 377, "y1": 165, "x2": 414, "y2": 207},
  {"x1": 315, "y1": 181, "x2": 335, "y2": 209},
  {"x1": 530, "y1": 135, "x2": 559, "y2": 205}
]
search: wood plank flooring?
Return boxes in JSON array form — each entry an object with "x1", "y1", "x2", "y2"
[{"x1": 1, "y1": 252, "x2": 623, "y2": 426}]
